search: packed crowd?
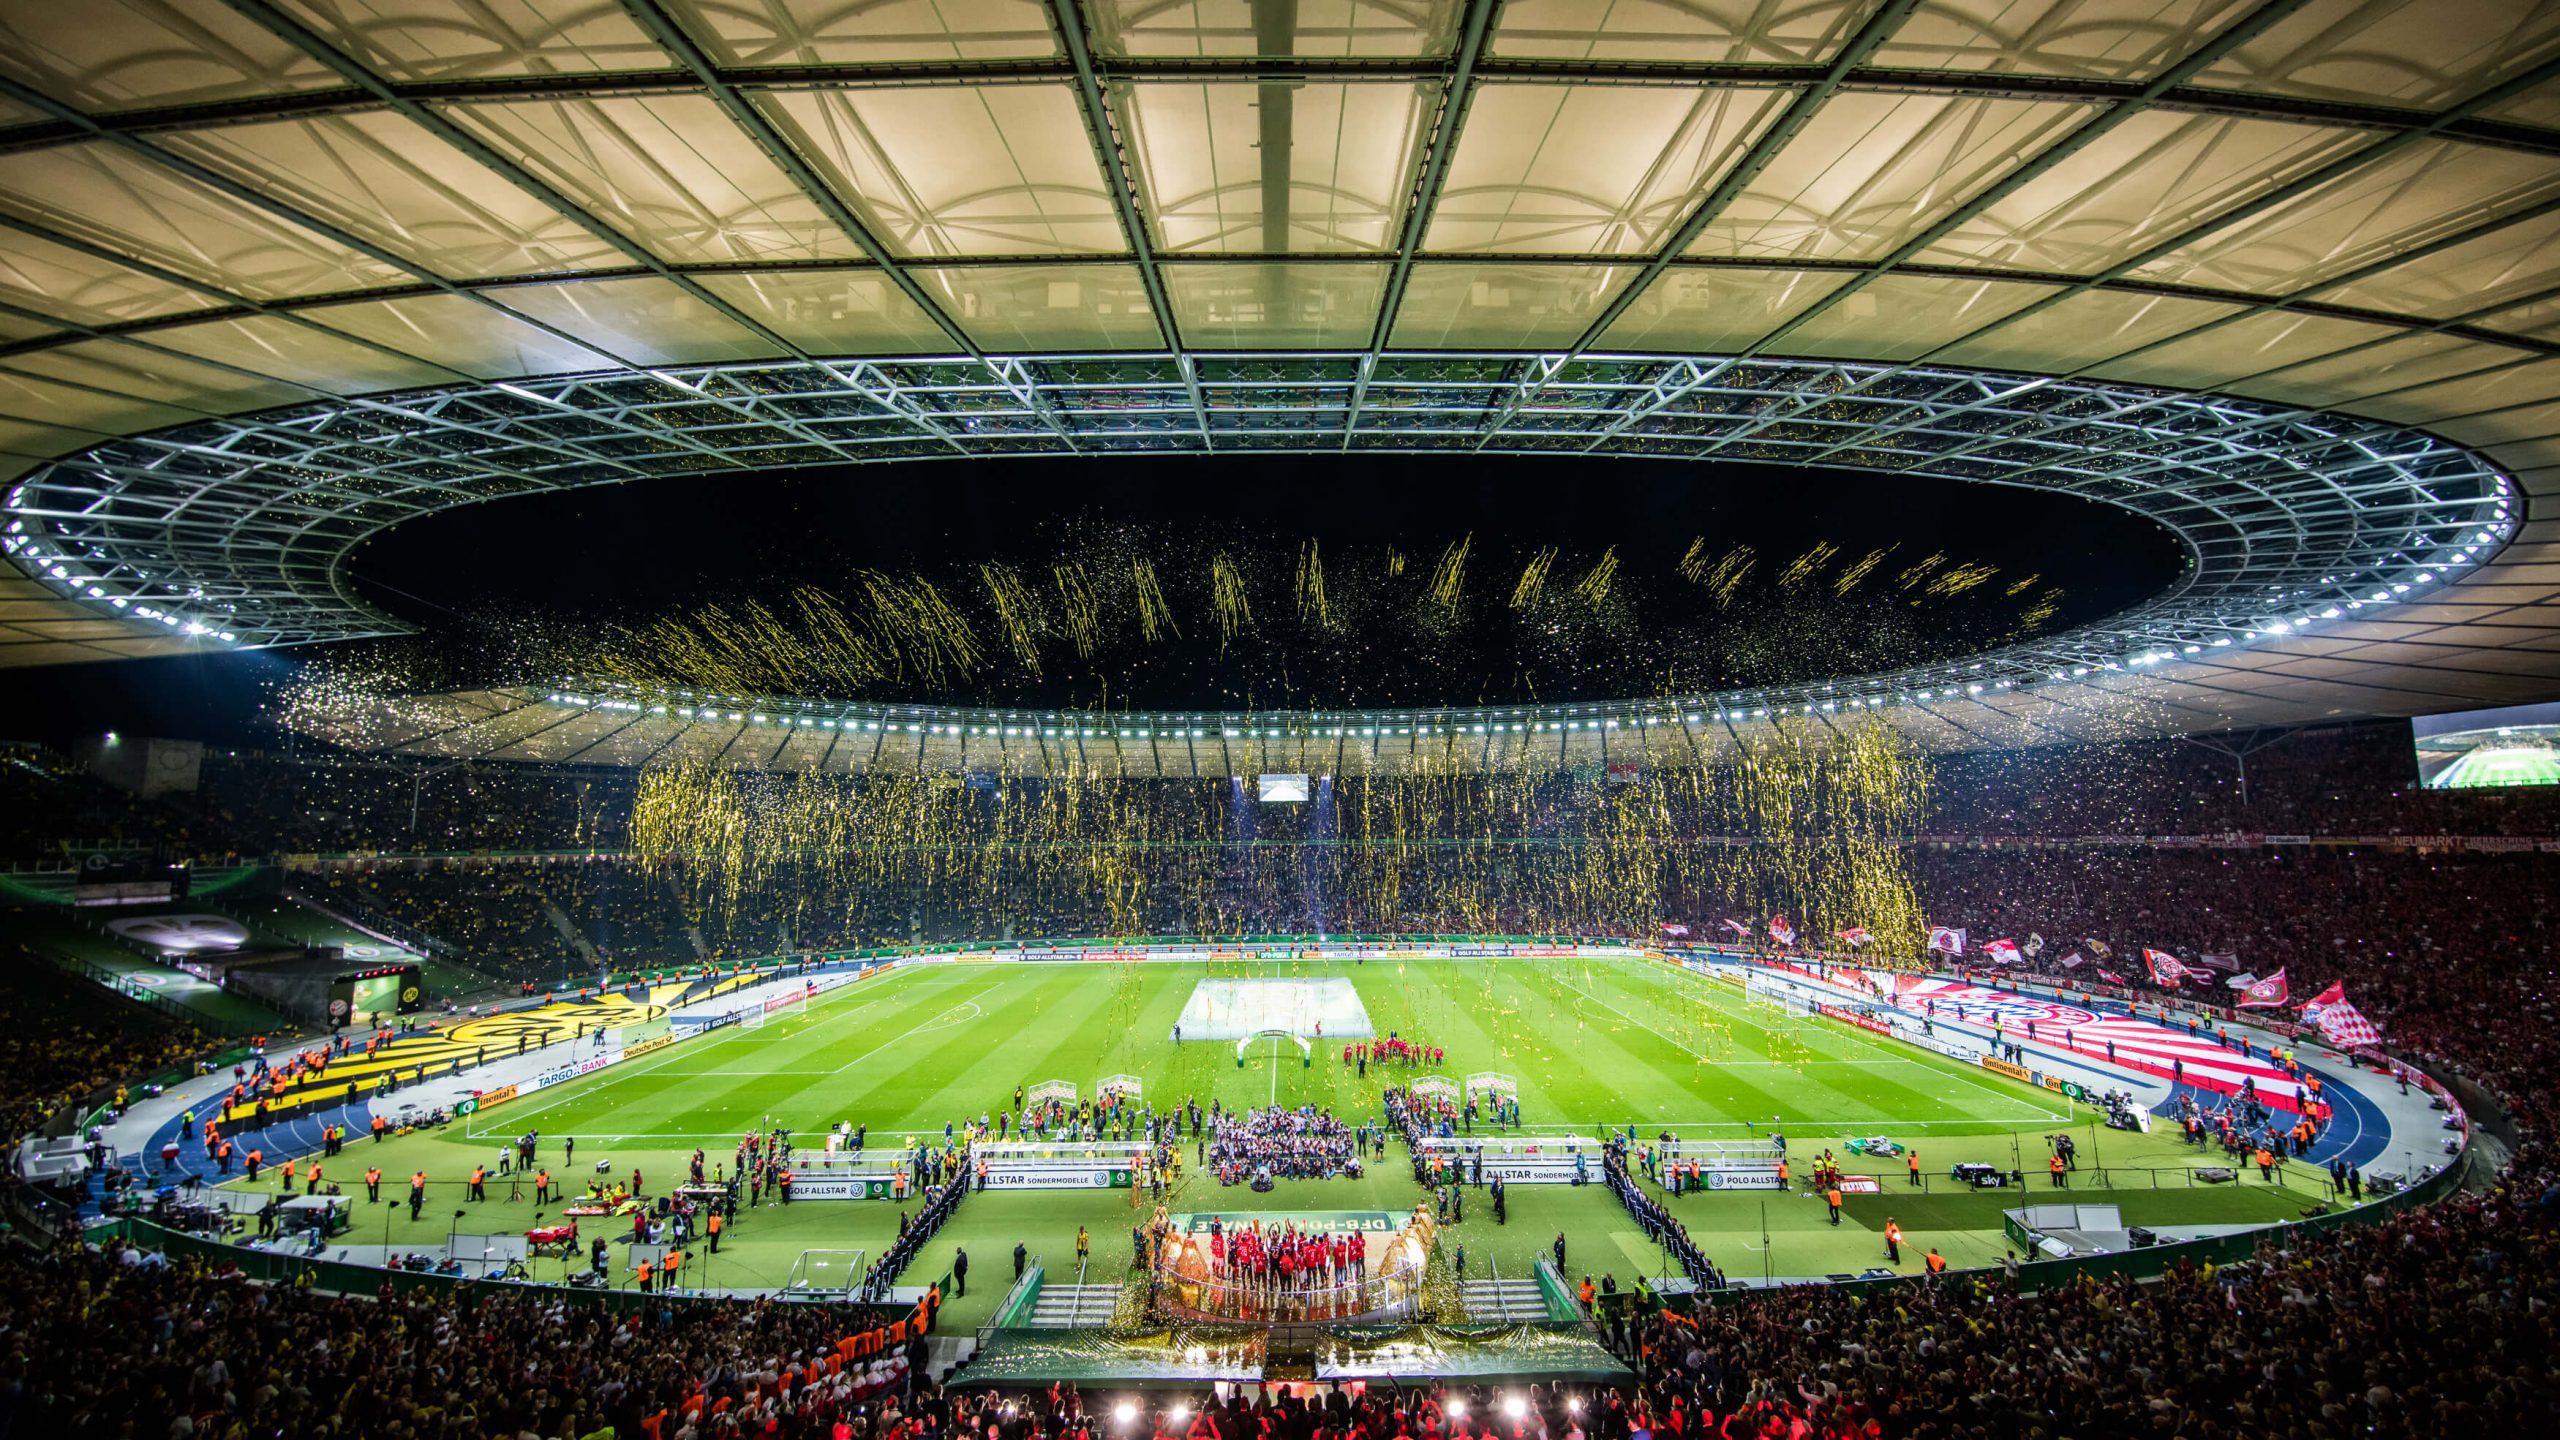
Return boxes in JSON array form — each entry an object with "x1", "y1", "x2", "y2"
[
  {"x1": 1603, "y1": 1159, "x2": 2560, "y2": 1437},
  {"x1": 0, "y1": 1237, "x2": 918, "y2": 1439},
  {"x1": 0, "y1": 945, "x2": 216, "y2": 1141},
  {"x1": 1204, "y1": 1102, "x2": 1364, "y2": 1185}
]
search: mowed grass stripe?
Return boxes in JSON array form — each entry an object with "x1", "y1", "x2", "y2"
[{"x1": 1597, "y1": 959, "x2": 2070, "y2": 1128}]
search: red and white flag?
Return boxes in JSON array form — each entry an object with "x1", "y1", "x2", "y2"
[
  {"x1": 1835, "y1": 926, "x2": 1872, "y2": 948},
  {"x1": 1927, "y1": 926, "x2": 1967, "y2": 956},
  {"x1": 1981, "y1": 938, "x2": 2023, "y2": 965},
  {"x1": 2235, "y1": 968, "x2": 2290, "y2": 1009},
  {"x1": 1719, "y1": 917, "x2": 1752, "y2": 938},
  {"x1": 2314, "y1": 999, "x2": 2382, "y2": 1050},
  {"x1": 2299, "y1": 980, "x2": 2346, "y2": 1021},
  {"x1": 1659, "y1": 922, "x2": 1692, "y2": 938},
  {"x1": 1768, "y1": 915, "x2": 1796, "y2": 946},
  {"x1": 2143, "y1": 948, "x2": 2191, "y2": 985}
]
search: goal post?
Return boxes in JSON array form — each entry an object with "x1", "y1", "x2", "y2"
[
  {"x1": 782, "y1": 1248, "x2": 868, "y2": 1298},
  {"x1": 1744, "y1": 971, "x2": 1817, "y2": 1018}
]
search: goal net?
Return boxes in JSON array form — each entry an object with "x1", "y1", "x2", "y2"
[
  {"x1": 783, "y1": 1248, "x2": 868, "y2": 1298},
  {"x1": 1745, "y1": 971, "x2": 1818, "y2": 1019}
]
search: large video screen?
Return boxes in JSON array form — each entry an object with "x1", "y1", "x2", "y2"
[
  {"x1": 1258, "y1": 773, "x2": 1310, "y2": 803},
  {"x1": 2413, "y1": 701, "x2": 2560, "y2": 789}
]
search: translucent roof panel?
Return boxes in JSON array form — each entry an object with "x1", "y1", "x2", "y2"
[
  {"x1": 693, "y1": 269, "x2": 962, "y2": 355},
  {"x1": 2233, "y1": 331, "x2": 2515, "y2": 407},
  {"x1": 2314, "y1": 206, "x2": 2560, "y2": 321},
  {"x1": 447, "y1": 94, "x2": 868, "y2": 267},
  {"x1": 277, "y1": 0, "x2": 672, "y2": 82},
  {"x1": 1936, "y1": 289, "x2": 2245, "y2": 373},
  {"x1": 300, "y1": 293, "x2": 625, "y2": 379},
  {"x1": 1685, "y1": 93, "x2": 2094, "y2": 262},
  {"x1": 1120, "y1": 81, "x2": 1432, "y2": 254},
  {"x1": 0, "y1": 312, "x2": 62, "y2": 346},
  {"x1": 0, "y1": 141, "x2": 405, "y2": 300},
  {"x1": 1871, "y1": 0, "x2": 2255, "y2": 80},
  {"x1": 2195, "y1": 0, "x2": 2560, "y2": 112},
  {"x1": 1387, "y1": 262, "x2": 1633, "y2": 348},
  {"x1": 1595, "y1": 265, "x2": 1852, "y2": 351},
  {"x1": 1914, "y1": 112, "x2": 2367, "y2": 277},
  {"x1": 1165, "y1": 262, "x2": 1387, "y2": 347},
  {"x1": 4, "y1": 338, "x2": 313, "y2": 418},
  {"x1": 490, "y1": 276, "x2": 784, "y2": 366},
  {"x1": 2356, "y1": 356, "x2": 2560, "y2": 430},
  {"x1": 2090, "y1": 310, "x2": 2399, "y2": 391},
  {"x1": 1768, "y1": 275, "x2": 2062, "y2": 361},
  {"x1": 1426, "y1": 84, "x2": 1789, "y2": 255},
  {"x1": 679, "y1": 0, "x2": 1058, "y2": 64},
  {"x1": 2485, "y1": 294, "x2": 2560, "y2": 343},
  {"x1": 0, "y1": 366, "x2": 192, "y2": 437},
  {"x1": 2132, "y1": 139, "x2": 2560, "y2": 295},
  {"x1": 915, "y1": 264, "x2": 1163, "y2": 351},
  {"x1": 145, "y1": 314, "x2": 462, "y2": 394},
  {"x1": 0, "y1": 227, "x2": 222, "y2": 327},
  {"x1": 157, "y1": 112, "x2": 627, "y2": 279},
  {"x1": 1088, "y1": 0, "x2": 1463, "y2": 58},
  {"x1": 0, "y1": 0, "x2": 338, "y2": 112},
  {"x1": 756, "y1": 85, "x2": 1122, "y2": 258},
  {"x1": 1492, "y1": 0, "x2": 1866, "y2": 63}
]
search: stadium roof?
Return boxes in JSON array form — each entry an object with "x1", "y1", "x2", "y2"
[{"x1": 4, "y1": 0, "x2": 2560, "y2": 746}]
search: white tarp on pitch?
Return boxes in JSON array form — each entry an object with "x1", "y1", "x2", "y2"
[{"x1": 1172, "y1": 977, "x2": 1375, "y2": 1041}]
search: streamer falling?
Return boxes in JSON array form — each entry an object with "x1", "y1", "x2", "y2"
[
  {"x1": 1055, "y1": 563, "x2": 1103, "y2": 658},
  {"x1": 1778, "y1": 542, "x2": 1839, "y2": 591},
  {"x1": 1573, "y1": 547, "x2": 1620, "y2": 605},
  {"x1": 1511, "y1": 548, "x2": 1557, "y2": 610},
  {"x1": 1210, "y1": 553, "x2": 1252, "y2": 647},
  {"x1": 627, "y1": 717, "x2": 1933, "y2": 962},
  {"x1": 1296, "y1": 541, "x2": 1329, "y2": 627},
  {"x1": 1427, "y1": 535, "x2": 1471, "y2": 616},
  {"x1": 1133, "y1": 559, "x2": 1179, "y2": 643}
]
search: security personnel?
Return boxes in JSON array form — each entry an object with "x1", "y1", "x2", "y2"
[
  {"x1": 365, "y1": 1166, "x2": 382, "y2": 1202},
  {"x1": 468, "y1": 1164, "x2": 487, "y2": 1201},
  {"x1": 1925, "y1": 1247, "x2": 1946, "y2": 1274},
  {"x1": 1883, "y1": 1218, "x2": 1904, "y2": 1265},
  {"x1": 246, "y1": 1148, "x2": 263, "y2": 1182},
  {"x1": 707, "y1": 1211, "x2": 722, "y2": 1253},
  {"x1": 372, "y1": 1114, "x2": 386, "y2": 1144},
  {"x1": 1825, "y1": 1185, "x2": 1843, "y2": 1225},
  {"x1": 534, "y1": 1168, "x2": 553, "y2": 1205}
]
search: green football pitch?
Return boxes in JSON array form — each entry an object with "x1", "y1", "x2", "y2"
[
  {"x1": 245, "y1": 955, "x2": 2318, "y2": 1324},
  {"x1": 2432, "y1": 744, "x2": 2560, "y2": 789}
]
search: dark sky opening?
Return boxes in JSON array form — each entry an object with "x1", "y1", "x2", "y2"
[{"x1": 0, "y1": 455, "x2": 2186, "y2": 745}]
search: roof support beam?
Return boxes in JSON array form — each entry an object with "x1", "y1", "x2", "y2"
[
  {"x1": 1047, "y1": 0, "x2": 1195, "y2": 447},
  {"x1": 1346, "y1": 0, "x2": 1502, "y2": 445}
]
